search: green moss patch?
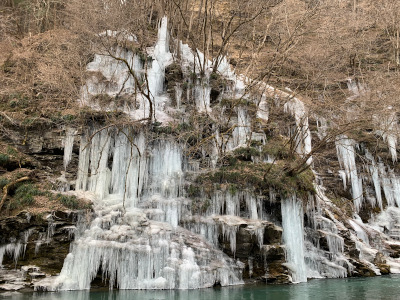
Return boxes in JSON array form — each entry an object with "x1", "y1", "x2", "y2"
[{"x1": 196, "y1": 160, "x2": 315, "y2": 199}]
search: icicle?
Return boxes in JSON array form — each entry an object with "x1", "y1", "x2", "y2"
[
  {"x1": 338, "y1": 170, "x2": 347, "y2": 190},
  {"x1": 336, "y1": 136, "x2": 363, "y2": 212},
  {"x1": 243, "y1": 192, "x2": 261, "y2": 220},
  {"x1": 380, "y1": 112, "x2": 398, "y2": 163},
  {"x1": 232, "y1": 107, "x2": 251, "y2": 147},
  {"x1": 175, "y1": 84, "x2": 182, "y2": 109},
  {"x1": 379, "y1": 163, "x2": 395, "y2": 207},
  {"x1": 87, "y1": 129, "x2": 112, "y2": 200},
  {"x1": 283, "y1": 97, "x2": 312, "y2": 164},
  {"x1": 110, "y1": 130, "x2": 146, "y2": 208},
  {"x1": 182, "y1": 216, "x2": 219, "y2": 246},
  {"x1": 221, "y1": 223, "x2": 239, "y2": 255},
  {"x1": 76, "y1": 134, "x2": 90, "y2": 191},
  {"x1": 194, "y1": 79, "x2": 211, "y2": 113},
  {"x1": 37, "y1": 123, "x2": 244, "y2": 291},
  {"x1": 365, "y1": 151, "x2": 382, "y2": 209},
  {"x1": 304, "y1": 240, "x2": 348, "y2": 279},
  {"x1": 256, "y1": 96, "x2": 269, "y2": 123},
  {"x1": 391, "y1": 172, "x2": 400, "y2": 208},
  {"x1": 0, "y1": 229, "x2": 34, "y2": 266},
  {"x1": 281, "y1": 195, "x2": 307, "y2": 283},
  {"x1": 0, "y1": 243, "x2": 23, "y2": 267},
  {"x1": 63, "y1": 127, "x2": 76, "y2": 170}
]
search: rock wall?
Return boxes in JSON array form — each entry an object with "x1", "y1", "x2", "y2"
[{"x1": 0, "y1": 211, "x2": 82, "y2": 291}]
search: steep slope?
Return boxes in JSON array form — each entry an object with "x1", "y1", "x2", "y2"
[{"x1": 1, "y1": 1, "x2": 400, "y2": 292}]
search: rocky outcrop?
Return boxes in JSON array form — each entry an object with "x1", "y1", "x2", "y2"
[
  {"x1": 217, "y1": 220, "x2": 289, "y2": 283},
  {"x1": 0, "y1": 210, "x2": 84, "y2": 291}
]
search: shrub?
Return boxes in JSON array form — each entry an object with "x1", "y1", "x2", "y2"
[
  {"x1": 56, "y1": 194, "x2": 80, "y2": 209},
  {"x1": 233, "y1": 147, "x2": 260, "y2": 161},
  {"x1": 187, "y1": 184, "x2": 201, "y2": 198},
  {"x1": 0, "y1": 177, "x2": 9, "y2": 189},
  {"x1": 56, "y1": 194, "x2": 91, "y2": 210},
  {"x1": 196, "y1": 160, "x2": 315, "y2": 200},
  {"x1": 0, "y1": 154, "x2": 10, "y2": 167},
  {"x1": 8, "y1": 183, "x2": 41, "y2": 209}
]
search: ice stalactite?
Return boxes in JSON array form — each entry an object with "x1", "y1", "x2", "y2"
[
  {"x1": 175, "y1": 84, "x2": 182, "y2": 109},
  {"x1": 56, "y1": 127, "x2": 78, "y2": 191},
  {"x1": 36, "y1": 126, "x2": 243, "y2": 291},
  {"x1": 180, "y1": 189, "x2": 267, "y2": 258},
  {"x1": 256, "y1": 95, "x2": 269, "y2": 123},
  {"x1": 281, "y1": 195, "x2": 307, "y2": 283},
  {"x1": 365, "y1": 151, "x2": 383, "y2": 209},
  {"x1": 336, "y1": 136, "x2": 363, "y2": 212},
  {"x1": 0, "y1": 243, "x2": 24, "y2": 267},
  {"x1": 109, "y1": 131, "x2": 147, "y2": 208},
  {"x1": 148, "y1": 16, "x2": 173, "y2": 113},
  {"x1": 82, "y1": 47, "x2": 143, "y2": 104},
  {"x1": 42, "y1": 220, "x2": 242, "y2": 291},
  {"x1": 79, "y1": 17, "x2": 174, "y2": 123},
  {"x1": 346, "y1": 78, "x2": 366, "y2": 101},
  {"x1": 369, "y1": 206, "x2": 400, "y2": 239},
  {"x1": 207, "y1": 190, "x2": 264, "y2": 220},
  {"x1": 302, "y1": 187, "x2": 353, "y2": 279},
  {"x1": 284, "y1": 98, "x2": 312, "y2": 164},
  {"x1": 213, "y1": 216, "x2": 266, "y2": 255},
  {"x1": 377, "y1": 112, "x2": 398, "y2": 163},
  {"x1": 233, "y1": 107, "x2": 251, "y2": 147},
  {"x1": 193, "y1": 79, "x2": 211, "y2": 113},
  {"x1": 63, "y1": 127, "x2": 76, "y2": 170},
  {"x1": 0, "y1": 229, "x2": 34, "y2": 267},
  {"x1": 304, "y1": 241, "x2": 348, "y2": 279},
  {"x1": 181, "y1": 216, "x2": 219, "y2": 246}
]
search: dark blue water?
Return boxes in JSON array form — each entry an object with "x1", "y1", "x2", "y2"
[{"x1": 6, "y1": 275, "x2": 400, "y2": 299}]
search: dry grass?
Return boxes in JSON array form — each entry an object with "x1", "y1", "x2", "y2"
[{"x1": 0, "y1": 29, "x2": 91, "y2": 123}]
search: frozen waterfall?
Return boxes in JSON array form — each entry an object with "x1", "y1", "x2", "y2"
[
  {"x1": 281, "y1": 195, "x2": 307, "y2": 283},
  {"x1": 36, "y1": 127, "x2": 243, "y2": 291}
]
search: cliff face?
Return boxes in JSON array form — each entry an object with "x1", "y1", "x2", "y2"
[{"x1": 1, "y1": 13, "x2": 400, "y2": 292}]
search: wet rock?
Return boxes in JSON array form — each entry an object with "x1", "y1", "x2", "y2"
[
  {"x1": 349, "y1": 259, "x2": 376, "y2": 277},
  {"x1": 263, "y1": 245, "x2": 285, "y2": 261},
  {"x1": 385, "y1": 241, "x2": 400, "y2": 258},
  {"x1": 265, "y1": 263, "x2": 291, "y2": 284},
  {"x1": 376, "y1": 264, "x2": 390, "y2": 275},
  {"x1": 263, "y1": 223, "x2": 282, "y2": 244},
  {"x1": 1, "y1": 210, "x2": 81, "y2": 277}
]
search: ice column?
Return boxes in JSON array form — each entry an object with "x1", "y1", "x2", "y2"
[
  {"x1": 194, "y1": 79, "x2": 211, "y2": 113},
  {"x1": 284, "y1": 98, "x2": 312, "y2": 164},
  {"x1": 233, "y1": 107, "x2": 251, "y2": 147},
  {"x1": 281, "y1": 195, "x2": 307, "y2": 283},
  {"x1": 336, "y1": 136, "x2": 363, "y2": 212},
  {"x1": 63, "y1": 127, "x2": 76, "y2": 170}
]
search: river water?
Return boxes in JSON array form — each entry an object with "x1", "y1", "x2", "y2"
[{"x1": 6, "y1": 275, "x2": 400, "y2": 300}]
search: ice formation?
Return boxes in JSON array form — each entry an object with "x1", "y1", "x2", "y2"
[
  {"x1": 336, "y1": 136, "x2": 363, "y2": 211},
  {"x1": 281, "y1": 195, "x2": 307, "y2": 283},
  {"x1": 80, "y1": 16, "x2": 173, "y2": 123},
  {"x1": 24, "y1": 13, "x2": 400, "y2": 292},
  {"x1": 63, "y1": 127, "x2": 76, "y2": 170},
  {"x1": 0, "y1": 229, "x2": 34, "y2": 267},
  {"x1": 284, "y1": 98, "x2": 312, "y2": 164},
  {"x1": 36, "y1": 126, "x2": 244, "y2": 291}
]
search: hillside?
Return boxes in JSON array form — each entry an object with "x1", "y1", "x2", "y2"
[{"x1": 1, "y1": 0, "x2": 400, "y2": 292}]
